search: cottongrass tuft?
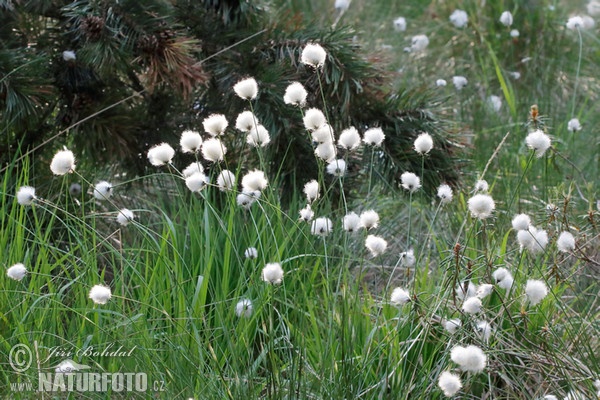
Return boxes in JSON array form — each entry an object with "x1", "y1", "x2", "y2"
[
  {"x1": 525, "y1": 279, "x2": 548, "y2": 306},
  {"x1": 452, "y1": 76, "x2": 468, "y2": 90},
  {"x1": 342, "y1": 212, "x2": 362, "y2": 233},
  {"x1": 182, "y1": 162, "x2": 204, "y2": 178},
  {"x1": 449, "y1": 9, "x2": 468, "y2": 28},
  {"x1": 362, "y1": 127, "x2": 385, "y2": 146},
  {"x1": 148, "y1": 143, "x2": 175, "y2": 167},
  {"x1": 236, "y1": 191, "x2": 260, "y2": 209},
  {"x1": 314, "y1": 142, "x2": 337, "y2": 162},
  {"x1": 233, "y1": 77, "x2": 258, "y2": 100},
  {"x1": 180, "y1": 130, "x2": 202, "y2": 153},
  {"x1": 393, "y1": 16, "x2": 407, "y2": 32},
  {"x1": 414, "y1": 132, "x2": 433, "y2": 154},
  {"x1": 312, "y1": 124, "x2": 334, "y2": 144},
  {"x1": 512, "y1": 213, "x2": 531, "y2": 231},
  {"x1": 443, "y1": 319, "x2": 462, "y2": 334},
  {"x1": 303, "y1": 180, "x2": 320, "y2": 203},
  {"x1": 202, "y1": 114, "x2": 228, "y2": 136},
  {"x1": 437, "y1": 184, "x2": 453, "y2": 204},
  {"x1": 299, "y1": 205, "x2": 314, "y2": 222},
  {"x1": 493, "y1": 267, "x2": 514, "y2": 290},
  {"x1": 201, "y1": 138, "x2": 226, "y2": 163},
  {"x1": 566, "y1": 16, "x2": 584, "y2": 30},
  {"x1": 390, "y1": 287, "x2": 411, "y2": 306},
  {"x1": 360, "y1": 210, "x2": 379, "y2": 230},
  {"x1": 557, "y1": 231, "x2": 576, "y2": 252},
  {"x1": 410, "y1": 34, "x2": 429, "y2": 52},
  {"x1": 450, "y1": 345, "x2": 487, "y2": 373},
  {"x1": 303, "y1": 108, "x2": 327, "y2": 131},
  {"x1": 567, "y1": 118, "x2": 582, "y2": 132},
  {"x1": 235, "y1": 111, "x2": 257, "y2": 132},
  {"x1": 500, "y1": 11, "x2": 513, "y2": 26},
  {"x1": 51, "y1": 149, "x2": 76, "y2": 175},
  {"x1": 338, "y1": 127, "x2": 361, "y2": 151},
  {"x1": 400, "y1": 172, "x2": 421, "y2": 192},
  {"x1": 467, "y1": 194, "x2": 495, "y2": 219},
  {"x1": 262, "y1": 262, "x2": 284, "y2": 285},
  {"x1": 235, "y1": 299, "x2": 253, "y2": 318},
  {"x1": 438, "y1": 371, "x2": 462, "y2": 397},
  {"x1": 476, "y1": 284, "x2": 494, "y2": 299},
  {"x1": 326, "y1": 159, "x2": 346, "y2": 177},
  {"x1": 462, "y1": 296, "x2": 483, "y2": 314},
  {"x1": 185, "y1": 173, "x2": 209, "y2": 192},
  {"x1": 241, "y1": 170, "x2": 268, "y2": 192},
  {"x1": 436, "y1": 79, "x2": 447, "y2": 87},
  {"x1": 474, "y1": 179, "x2": 489, "y2": 193},
  {"x1": 300, "y1": 43, "x2": 327, "y2": 68},
  {"x1": 456, "y1": 281, "x2": 477, "y2": 300},
  {"x1": 93, "y1": 181, "x2": 113, "y2": 200},
  {"x1": 488, "y1": 95, "x2": 502, "y2": 112},
  {"x1": 283, "y1": 82, "x2": 307, "y2": 107},
  {"x1": 89, "y1": 285, "x2": 112, "y2": 305},
  {"x1": 244, "y1": 247, "x2": 258, "y2": 259},
  {"x1": 399, "y1": 249, "x2": 416, "y2": 267},
  {"x1": 216, "y1": 170, "x2": 236, "y2": 191},
  {"x1": 246, "y1": 125, "x2": 271, "y2": 147},
  {"x1": 365, "y1": 235, "x2": 387, "y2": 257},
  {"x1": 17, "y1": 186, "x2": 36, "y2": 206},
  {"x1": 116, "y1": 208, "x2": 135, "y2": 226},
  {"x1": 311, "y1": 217, "x2": 333, "y2": 236},
  {"x1": 525, "y1": 129, "x2": 552, "y2": 157},
  {"x1": 476, "y1": 320, "x2": 493, "y2": 342},
  {"x1": 7, "y1": 263, "x2": 27, "y2": 281}
]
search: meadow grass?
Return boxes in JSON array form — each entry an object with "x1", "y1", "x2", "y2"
[{"x1": 1, "y1": 1, "x2": 599, "y2": 399}]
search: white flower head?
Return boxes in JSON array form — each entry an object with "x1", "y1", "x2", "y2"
[
  {"x1": 360, "y1": 210, "x2": 379, "y2": 230},
  {"x1": 203, "y1": 114, "x2": 228, "y2": 136},
  {"x1": 51, "y1": 149, "x2": 76, "y2": 175},
  {"x1": 62, "y1": 50, "x2": 76, "y2": 61},
  {"x1": 241, "y1": 170, "x2": 268, "y2": 192},
  {"x1": 342, "y1": 212, "x2": 362, "y2": 233},
  {"x1": 500, "y1": 11, "x2": 513, "y2": 27},
  {"x1": 180, "y1": 130, "x2": 202, "y2": 153},
  {"x1": 235, "y1": 299, "x2": 253, "y2": 318},
  {"x1": 283, "y1": 82, "x2": 307, "y2": 107},
  {"x1": 390, "y1": 287, "x2": 411, "y2": 306},
  {"x1": 462, "y1": 296, "x2": 483, "y2": 314},
  {"x1": 247, "y1": 125, "x2": 271, "y2": 148},
  {"x1": 517, "y1": 226, "x2": 536, "y2": 251},
  {"x1": 525, "y1": 279, "x2": 548, "y2": 306},
  {"x1": 7, "y1": 263, "x2": 27, "y2": 281},
  {"x1": 566, "y1": 16, "x2": 585, "y2": 30},
  {"x1": 235, "y1": 111, "x2": 257, "y2": 132},
  {"x1": 116, "y1": 208, "x2": 135, "y2": 226},
  {"x1": 299, "y1": 204, "x2": 314, "y2": 222},
  {"x1": 244, "y1": 247, "x2": 258, "y2": 259},
  {"x1": 557, "y1": 231, "x2": 575, "y2": 252},
  {"x1": 450, "y1": 345, "x2": 487, "y2": 373},
  {"x1": 526, "y1": 129, "x2": 551, "y2": 157},
  {"x1": 201, "y1": 138, "x2": 227, "y2": 163},
  {"x1": 236, "y1": 190, "x2": 260, "y2": 209},
  {"x1": 17, "y1": 186, "x2": 36, "y2": 206},
  {"x1": 400, "y1": 172, "x2": 421, "y2": 192},
  {"x1": 304, "y1": 180, "x2": 320, "y2": 203},
  {"x1": 493, "y1": 267, "x2": 514, "y2": 290},
  {"x1": 216, "y1": 170, "x2": 236, "y2": 191},
  {"x1": 262, "y1": 262, "x2": 284, "y2": 285},
  {"x1": 414, "y1": 132, "x2": 433, "y2": 154},
  {"x1": 182, "y1": 162, "x2": 204, "y2": 178},
  {"x1": 233, "y1": 77, "x2": 258, "y2": 100},
  {"x1": 303, "y1": 108, "x2": 327, "y2": 131},
  {"x1": 456, "y1": 281, "x2": 477, "y2": 301},
  {"x1": 185, "y1": 172, "x2": 209, "y2": 192},
  {"x1": 311, "y1": 217, "x2": 333, "y2": 236},
  {"x1": 410, "y1": 34, "x2": 429, "y2": 52},
  {"x1": 488, "y1": 95, "x2": 502, "y2": 112},
  {"x1": 476, "y1": 320, "x2": 493, "y2": 342},
  {"x1": 311, "y1": 124, "x2": 334, "y2": 144},
  {"x1": 89, "y1": 284, "x2": 112, "y2": 305},
  {"x1": 567, "y1": 118, "x2": 581, "y2": 132},
  {"x1": 393, "y1": 17, "x2": 407, "y2": 32},
  {"x1": 528, "y1": 228, "x2": 548, "y2": 254},
  {"x1": 443, "y1": 318, "x2": 462, "y2": 334},
  {"x1": 338, "y1": 127, "x2": 361, "y2": 151},
  {"x1": 436, "y1": 79, "x2": 447, "y2": 87},
  {"x1": 363, "y1": 127, "x2": 385, "y2": 146},
  {"x1": 93, "y1": 181, "x2": 112, "y2": 200},
  {"x1": 474, "y1": 179, "x2": 489, "y2": 193},
  {"x1": 450, "y1": 9, "x2": 469, "y2": 28},
  {"x1": 400, "y1": 249, "x2": 416, "y2": 267},
  {"x1": 476, "y1": 284, "x2": 494, "y2": 299},
  {"x1": 335, "y1": 0, "x2": 350, "y2": 11},
  {"x1": 588, "y1": 0, "x2": 600, "y2": 16},
  {"x1": 512, "y1": 213, "x2": 531, "y2": 231},
  {"x1": 583, "y1": 15, "x2": 596, "y2": 29},
  {"x1": 365, "y1": 235, "x2": 388, "y2": 257},
  {"x1": 314, "y1": 142, "x2": 337, "y2": 162},
  {"x1": 438, "y1": 371, "x2": 462, "y2": 397},
  {"x1": 326, "y1": 159, "x2": 346, "y2": 177},
  {"x1": 437, "y1": 184, "x2": 453, "y2": 204},
  {"x1": 148, "y1": 143, "x2": 175, "y2": 167},
  {"x1": 510, "y1": 29, "x2": 520, "y2": 37},
  {"x1": 301, "y1": 43, "x2": 327, "y2": 68},
  {"x1": 468, "y1": 194, "x2": 495, "y2": 219},
  {"x1": 452, "y1": 76, "x2": 468, "y2": 90}
]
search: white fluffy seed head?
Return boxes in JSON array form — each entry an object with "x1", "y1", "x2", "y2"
[
  {"x1": 241, "y1": 170, "x2": 268, "y2": 192},
  {"x1": 217, "y1": 170, "x2": 236, "y2": 191},
  {"x1": 7, "y1": 263, "x2": 27, "y2": 281},
  {"x1": 512, "y1": 214, "x2": 531, "y2": 231},
  {"x1": 342, "y1": 212, "x2": 362, "y2": 233},
  {"x1": 182, "y1": 162, "x2": 204, "y2": 178},
  {"x1": 474, "y1": 179, "x2": 489, "y2": 193},
  {"x1": 185, "y1": 172, "x2": 209, "y2": 192},
  {"x1": 557, "y1": 231, "x2": 576, "y2": 252},
  {"x1": 452, "y1": 75, "x2": 468, "y2": 90},
  {"x1": 299, "y1": 204, "x2": 314, "y2": 222},
  {"x1": 493, "y1": 267, "x2": 514, "y2": 290},
  {"x1": 93, "y1": 181, "x2": 113, "y2": 200},
  {"x1": 262, "y1": 262, "x2": 284, "y2": 285},
  {"x1": 235, "y1": 299, "x2": 253, "y2": 318},
  {"x1": 567, "y1": 118, "x2": 582, "y2": 132},
  {"x1": 283, "y1": 82, "x2": 307, "y2": 107},
  {"x1": 180, "y1": 130, "x2": 203, "y2": 153},
  {"x1": 62, "y1": 50, "x2": 76, "y2": 61},
  {"x1": 201, "y1": 138, "x2": 226, "y2": 163},
  {"x1": 437, "y1": 184, "x2": 453, "y2": 204},
  {"x1": 326, "y1": 159, "x2": 346, "y2": 177},
  {"x1": 233, "y1": 77, "x2": 258, "y2": 100},
  {"x1": 500, "y1": 10, "x2": 513, "y2": 26},
  {"x1": 566, "y1": 16, "x2": 584, "y2": 30},
  {"x1": 17, "y1": 186, "x2": 36, "y2": 206},
  {"x1": 365, "y1": 235, "x2": 388, "y2": 257},
  {"x1": 450, "y1": 9, "x2": 468, "y2": 27},
  {"x1": 476, "y1": 284, "x2": 494, "y2": 299},
  {"x1": 311, "y1": 124, "x2": 334, "y2": 144},
  {"x1": 468, "y1": 194, "x2": 495, "y2": 219},
  {"x1": 390, "y1": 287, "x2": 411, "y2": 306},
  {"x1": 235, "y1": 111, "x2": 257, "y2": 132},
  {"x1": 528, "y1": 229, "x2": 548, "y2": 254},
  {"x1": 117, "y1": 208, "x2": 135, "y2": 226},
  {"x1": 476, "y1": 320, "x2": 493, "y2": 342},
  {"x1": 525, "y1": 130, "x2": 552, "y2": 157},
  {"x1": 304, "y1": 180, "x2": 320, "y2": 203},
  {"x1": 311, "y1": 217, "x2": 333, "y2": 236},
  {"x1": 436, "y1": 79, "x2": 447, "y2": 87},
  {"x1": 488, "y1": 95, "x2": 502, "y2": 112},
  {"x1": 456, "y1": 281, "x2": 477, "y2": 301},
  {"x1": 401, "y1": 172, "x2": 421, "y2": 192},
  {"x1": 443, "y1": 318, "x2": 462, "y2": 334},
  {"x1": 314, "y1": 142, "x2": 337, "y2": 162},
  {"x1": 450, "y1": 345, "x2": 487, "y2": 373},
  {"x1": 360, "y1": 210, "x2": 379, "y2": 230},
  {"x1": 462, "y1": 296, "x2": 483, "y2": 314},
  {"x1": 236, "y1": 190, "x2": 260, "y2": 209},
  {"x1": 244, "y1": 247, "x2": 258, "y2": 259},
  {"x1": 51, "y1": 149, "x2": 76, "y2": 175},
  {"x1": 303, "y1": 108, "x2": 327, "y2": 131},
  {"x1": 393, "y1": 16, "x2": 407, "y2": 32},
  {"x1": 410, "y1": 34, "x2": 429, "y2": 52},
  {"x1": 414, "y1": 132, "x2": 433, "y2": 154},
  {"x1": 525, "y1": 279, "x2": 548, "y2": 306},
  {"x1": 438, "y1": 371, "x2": 462, "y2": 397},
  {"x1": 247, "y1": 125, "x2": 271, "y2": 147},
  {"x1": 202, "y1": 114, "x2": 228, "y2": 136},
  {"x1": 363, "y1": 127, "x2": 385, "y2": 146},
  {"x1": 89, "y1": 284, "x2": 112, "y2": 305},
  {"x1": 148, "y1": 143, "x2": 175, "y2": 167},
  {"x1": 300, "y1": 43, "x2": 327, "y2": 68},
  {"x1": 338, "y1": 127, "x2": 361, "y2": 151},
  {"x1": 400, "y1": 249, "x2": 415, "y2": 267}
]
